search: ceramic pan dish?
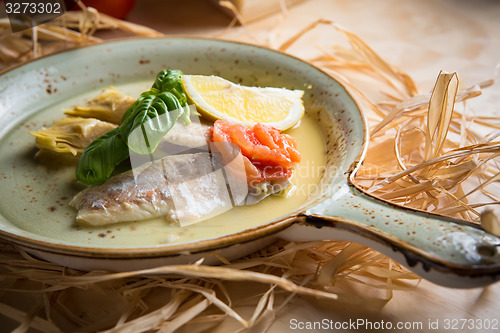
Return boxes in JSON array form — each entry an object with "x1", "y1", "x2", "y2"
[{"x1": 0, "y1": 38, "x2": 499, "y2": 288}]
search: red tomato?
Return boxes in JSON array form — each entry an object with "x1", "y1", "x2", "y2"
[{"x1": 78, "y1": 0, "x2": 136, "y2": 19}]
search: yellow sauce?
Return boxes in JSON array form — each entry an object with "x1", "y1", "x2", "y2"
[{"x1": 0, "y1": 82, "x2": 326, "y2": 247}]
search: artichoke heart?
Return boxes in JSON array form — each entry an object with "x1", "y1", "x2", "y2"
[
  {"x1": 31, "y1": 117, "x2": 117, "y2": 156},
  {"x1": 64, "y1": 86, "x2": 136, "y2": 125}
]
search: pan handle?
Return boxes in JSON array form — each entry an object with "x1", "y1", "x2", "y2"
[{"x1": 278, "y1": 179, "x2": 500, "y2": 288}]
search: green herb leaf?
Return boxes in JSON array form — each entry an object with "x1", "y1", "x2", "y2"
[
  {"x1": 76, "y1": 127, "x2": 129, "y2": 185},
  {"x1": 122, "y1": 91, "x2": 185, "y2": 154},
  {"x1": 152, "y1": 69, "x2": 183, "y2": 94}
]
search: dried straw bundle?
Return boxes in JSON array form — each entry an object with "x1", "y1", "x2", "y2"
[
  {"x1": 0, "y1": 240, "x2": 418, "y2": 332},
  {"x1": 1, "y1": 5, "x2": 498, "y2": 333}
]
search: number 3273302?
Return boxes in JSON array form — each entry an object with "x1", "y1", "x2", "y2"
[
  {"x1": 443, "y1": 318, "x2": 498, "y2": 330},
  {"x1": 5, "y1": 2, "x2": 62, "y2": 15}
]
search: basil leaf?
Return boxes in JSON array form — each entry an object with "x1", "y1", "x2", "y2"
[
  {"x1": 152, "y1": 69, "x2": 189, "y2": 110},
  {"x1": 123, "y1": 91, "x2": 184, "y2": 154},
  {"x1": 152, "y1": 69, "x2": 183, "y2": 93},
  {"x1": 76, "y1": 127, "x2": 129, "y2": 185}
]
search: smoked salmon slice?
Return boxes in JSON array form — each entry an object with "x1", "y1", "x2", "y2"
[{"x1": 210, "y1": 120, "x2": 300, "y2": 183}]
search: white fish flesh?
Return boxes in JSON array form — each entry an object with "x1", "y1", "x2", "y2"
[
  {"x1": 71, "y1": 151, "x2": 290, "y2": 227},
  {"x1": 161, "y1": 120, "x2": 211, "y2": 148},
  {"x1": 71, "y1": 153, "x2": 229, "y2": 226}
]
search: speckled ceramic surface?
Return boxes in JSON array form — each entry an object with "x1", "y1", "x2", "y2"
[{"x1": 0, "y1": 38, "x2": 498, "y2": 287}]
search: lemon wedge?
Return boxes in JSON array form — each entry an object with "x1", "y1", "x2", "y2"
[{"x1": 181, "y1": 75, "x2": 304, "y2": 131}]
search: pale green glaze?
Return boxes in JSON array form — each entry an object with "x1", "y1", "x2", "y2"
[
  {"x1": 0, "y1": 39, "x2": 329, "y2": 249},
  {"x1": 0, "y1": 38, "x2": 499, "y2": 286}
]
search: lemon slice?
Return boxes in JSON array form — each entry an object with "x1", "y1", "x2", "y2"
[{"x1": 181, "y1": 75, "x2": 304, "y2": 131}]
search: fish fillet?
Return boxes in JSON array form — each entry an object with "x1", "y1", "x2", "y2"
[
  {"x1": 71, "y1": 153, "x2": 227, "y2": 226},
  {"x1": 71, "y1": 152, "x2": 289, "y2": 226}
]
